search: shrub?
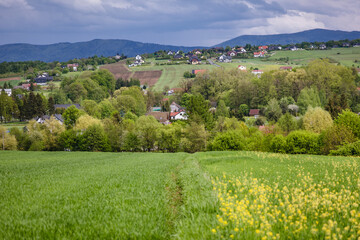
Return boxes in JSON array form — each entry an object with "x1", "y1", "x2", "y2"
[
  {"x1": 285, "y1": 130, "x2": 320, "y2": 154},
  {"x1": 334, "y1": 109, "x2": 360, "y2": 138},
  {"x1": 330, "y1": 140, "x2": 360, "y2": 156},
  {"x1": 208, "y1": 130, "x2": 245, "y2": 151},
  {"x1": 270, "y1": 135, "x2": 287, "y2": 153},
  {"x1": 319, "y1": 125, "x2": 357, "y2": 155},
  {"x1": 303, "y1": 107, "x2": 333, "y2": 133}
]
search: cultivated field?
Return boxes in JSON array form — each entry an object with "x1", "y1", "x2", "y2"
[
  {"x1": 100, "y1": 61, "x2": 163, "y2": 87},
  {"x1": 0, "y1": 76, "x2": 23, "y2": 87},
  {"x1": 1, "y1": 151, "x2": 359, "y2": 239}
]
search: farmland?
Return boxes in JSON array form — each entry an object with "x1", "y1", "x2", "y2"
[{"x1": 1, "y1": 151, "x2": 360, "y2": 239}]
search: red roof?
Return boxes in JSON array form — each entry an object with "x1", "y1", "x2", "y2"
[
  {"x1": 192, "y1": 69, "x2": 206, "y2": 75},
  {"x1": 249, "y1": 109, "x2": 260, "y2": 116},
  {"x1": 170, "y1": 112, "x2": 180, "y2": 117},
  {"x1": 280, "y1": 66, "x2": 292, "y2": 70}
]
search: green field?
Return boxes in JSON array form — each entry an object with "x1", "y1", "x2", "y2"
[
  {"x1": 1, "y1": 151, "x2": 359, "y2": 239},
  {"x1": 268, "y1": 47, "x2": 360, "y2": 67}
]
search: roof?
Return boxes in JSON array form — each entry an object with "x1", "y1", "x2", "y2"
[
  {"x1": 280, "y1": 66, "x2": 292, "y2": 70},
  {"x1": 54, "y1": 104, "x2": 81, "y2": 109},
  {"x1": 146, "y1": 112, "x2": 169, "y2": 123},
  {"x1": 249, "y1": 109, "x2": 260, "y2": 116}
]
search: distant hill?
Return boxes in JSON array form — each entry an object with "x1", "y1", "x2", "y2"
[
  {"x1": 214, "y1": 29, "x2": 360, "y2": 47},
  {"x1": 0, "y1": 39, "x2": 202, "y2": 63},
  {"x1": 1, "y1": 29, "x2": 360, "y2": 63}
]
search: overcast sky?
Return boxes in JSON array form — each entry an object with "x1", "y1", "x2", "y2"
[{"x1": 0, "y1": 0, "x2": 359, "y2": 46}]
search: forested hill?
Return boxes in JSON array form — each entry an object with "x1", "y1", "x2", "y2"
[
  {"x1": 0, "y1": 39, "x2": 202, "y2": 63},
  {"x1": 215, "y1": 29, "x2": 360, "y2": 47}
]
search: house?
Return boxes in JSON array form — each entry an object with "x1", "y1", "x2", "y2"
[
  {"x1": 249, "y1": 109, "x2": 260, "y2": 118},
  {"x1": 319, "y1": 44, "x2": 327, "y2": 50},
  {"x1": 173, "y1": 54, "x2": 183, "y2": 60},
  {"x1": 279, "y1": 66, "x2": 292, "y2": 71},
  {"x1": 170, "y1": 102, "x2": 182, "y2": 112},
  {"x1": 170, "y1": 110, "x2": 188, "y2": 120},
  {"x1": 35, "y1": 73, "x2": 53, "y2": 84},
  {"x1": 67, "y1": 63, "x2": 79, "y2": 71},
  {"x1": 227, "y1": 51, "x2": 237, "y2": 57},
  {"x1": 238, "y1": 65, "x2": 247, "y2": 71},
  {"x1": 146, "y1": 112, "x2": 170, "y2": 124},
  {"x1": 194, "y1": 50, "x2": 202, "y2": 55},
  {"x1": 342, "y1": 43, "x2": 350, "y2": 47},
  {"x1": 167, "y1": 51, "x2": 174, "y2": 55},
  {"x1": 237, "y1": 47, "x2": 247, "y2": 53},
  {"x1": 192, "y1": 69, "x2": 206, "y2": 75},
  {"x1": 269, "y1": 45, "x2": 281, "y2": 51},
  {"x1": 290, "y1": 46, "x2": 298, "y2": 51},
  {"x1": 21, "y1": 83, "x2": 37, "y2": 90},
  {"x1": 189, "y1": 56, "x2": 200, "y2": 65},
  {"x1": 54, "y1": 104, "x2": 81, "y2": 110},
  {"x1": 35, "y1": 114, "x2": 64, "y2": 124},
  {"x1": 0, "y1": 89, "x2": 12, "y2": 96},
  {"x1": 218, "y1": 54, "x2": 232, "y2": 63},
  {"x1": 252, "y1": 70, "x2": 263, "y2": 77},
  {"x1": 253, "y1": 52, "x2": 265, "y2": 57},
  {"x1": 258, "y1": 46, "x2": 268, "y2": 50}
]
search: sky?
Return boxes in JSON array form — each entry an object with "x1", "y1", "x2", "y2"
[{"x1": 0, "y1": 0, "x2": 359, "y2": 46}]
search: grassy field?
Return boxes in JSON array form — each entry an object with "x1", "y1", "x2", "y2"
[
  {"x1": 1, "y1": 151, "x2": 359, "y2": 239},
  {"x1": 268, "y1": 47, "x2": 360, "y2": 67},
  {"x1": 0, "y1": 122, "x2": 27, "y2": 130}
]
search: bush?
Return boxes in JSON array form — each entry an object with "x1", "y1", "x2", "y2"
[
  {"x1": 330, "y1": 140, "x2": 360, "y2": 156},
  {"x1": 334, "y1": 109, "x2": 360, "y2": 138},
  {"x1": 208, "y1": 130, "x2": 245, "y2": 151},
  {"x1": 270, "y1": 135, "x2": 287, "y2": 153},
  {"x1": 285, "y1": 130, "x2": 320, "y2": 154},
  {"x1": 319, "y1": 125, "x2": 357, "y2": 155}
]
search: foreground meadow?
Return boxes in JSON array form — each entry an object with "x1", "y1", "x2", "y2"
[{"x1": 0, "y1": 151, "x2": 359, "y2": 239}]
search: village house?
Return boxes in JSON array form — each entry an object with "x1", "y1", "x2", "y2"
[
  {"x1": 21, "y1": 83, "x2": 37, "y2": 90},
  {"x1": 0, "y1": 88, "x2": 12, "y2": 96},
  {"x1": 253, "y1": 51, "x2": 265, "y2": 57},
  {"x1": 227, "y1": 51, "x2": 237, "y2": 57},
  {"x1": 258, "y1": 46, "x2": 268, "y2": 50},
  {"x1": 290, "y1": 46, "x2": 298, "y2": 51},
  {"x1": 192, "y1": 69, "x2": 206, "y2": 75},
  {"x1": 170, "y1": 102, "x2": 183, "y2": 112},
  {"x1": 319, "y1": 44, "x2": 327, "y2": 50},
  {"x1": 252, "y1": 70, "x2": 263, "y2": 77},
  {"x1": 173, "y1": 54, "x2": 183, "y2": 60},
  {"x1": 170, "y1": 110, "x2": 188, "y2": 121},
  {"x1": 238, "y1": 65, "x2": 247, "y2": 71},
  {"x1": 146, "y1": 112, "x2": 170, "y2": 124},
  {"x1": 35, "y1": 73, "x2": 53, "y2": 85},
  {"x1": 249, "y1": 109, "x2": 260, "y2": 119},
  {"x1": 237, "y1": 47, "x2": 247, "y2": 53},
  {"x1": 67, "y1": 63, "x2": 79, "y2": 71},
  {"x1": 218, "y1": 54, "x2": 232, "y2": 63},
  {"x1": 279, "y1": 66, "x2": 292, "y2": 71},
  {"x1": 189, "y1": 55, "x2": 200, "y2": 65},
  {"x1": 35, "y1": 114, "x2": 64, "y2": 124}
]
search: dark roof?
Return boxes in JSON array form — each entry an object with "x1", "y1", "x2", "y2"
[
  {"x1": 146, "y1": 112, "x2": 169, "y2": 123},
  {"x1": 54, "y1": 104, "x2": 81, "y2": 109},
  {"x1": 249, "y1": 109, "x2": 260, "y2": 116}
]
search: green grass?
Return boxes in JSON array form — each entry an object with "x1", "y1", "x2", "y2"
[
  {"x1": 268, "y1": 47, "x2": 360, "y2": 67},
  {"x1": 0, "y1": 122, "x2": 27, "y2": 130},
  {"x1": 1, "y1": 151, "x2": 359, "y2": 239}
]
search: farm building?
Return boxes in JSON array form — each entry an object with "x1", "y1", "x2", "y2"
[
  {"x1": 192, "y1": 69, "x2": 206, "y2": 75},
  {"x1": 238, "y1": 65, "x2": 247, "y2": 71}
]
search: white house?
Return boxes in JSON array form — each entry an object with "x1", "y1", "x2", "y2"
[
  {"x1": 170, "y1": 102, "x2": 182, "y2": 112},
  {"x1": 238, "y1": 65, "x2": 247, "y2": 71},
  {"x1": 252, "y1": 70, "x2": 263, "y2": 77},
  {"x1": 1, "y1": 89, "x2": 12, "y2": 96},
  {"x1": 170, "y1": 111, "x2": 188, "y2": 120}
]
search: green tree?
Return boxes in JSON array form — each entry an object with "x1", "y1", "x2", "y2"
[
  {"x1": 215, "y1": 100, "x2": 229, "y2": 118},
  {"x1": 136, "y1": 115, "x2": 161, "y2": 151},
  {"x1": 187, "y1": 94, "x2": 214, "y2": 129},
  {"x1": 79, "y1": 124, "x2": 111, "y2": 152},
  {"x1": 265, "y1": 98, "x2": 282, "y2": 122},
  {"x1": 297, "y1": 87, "x2": 322, "y2": 114},
  {"x1": 303, "y1": 107, "x2": 333, "y2": 133},
  {"x1": 277, "y1": 112, "x2": 297, "y2": 134},
  {"x1": 63, "y1": 105, "x2": 82, "y2": 129},
  {"x1": 181, "y1": 122, "x2": 207, "y2": 153},
  {"x1": 334, "y1": 109, "x2": 360, "y2": 138},
  {"x1": 90, "y1": 69, "x2": 116, "y2": 94}
]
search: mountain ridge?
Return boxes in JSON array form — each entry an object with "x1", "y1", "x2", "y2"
[{"x1": 1, "y1": 29, "x2": 360, "y2": 62}]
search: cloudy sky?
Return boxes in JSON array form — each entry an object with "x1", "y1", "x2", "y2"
[{"x1": 0, "y1": 0, "x2": 359, "y2": 46}]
